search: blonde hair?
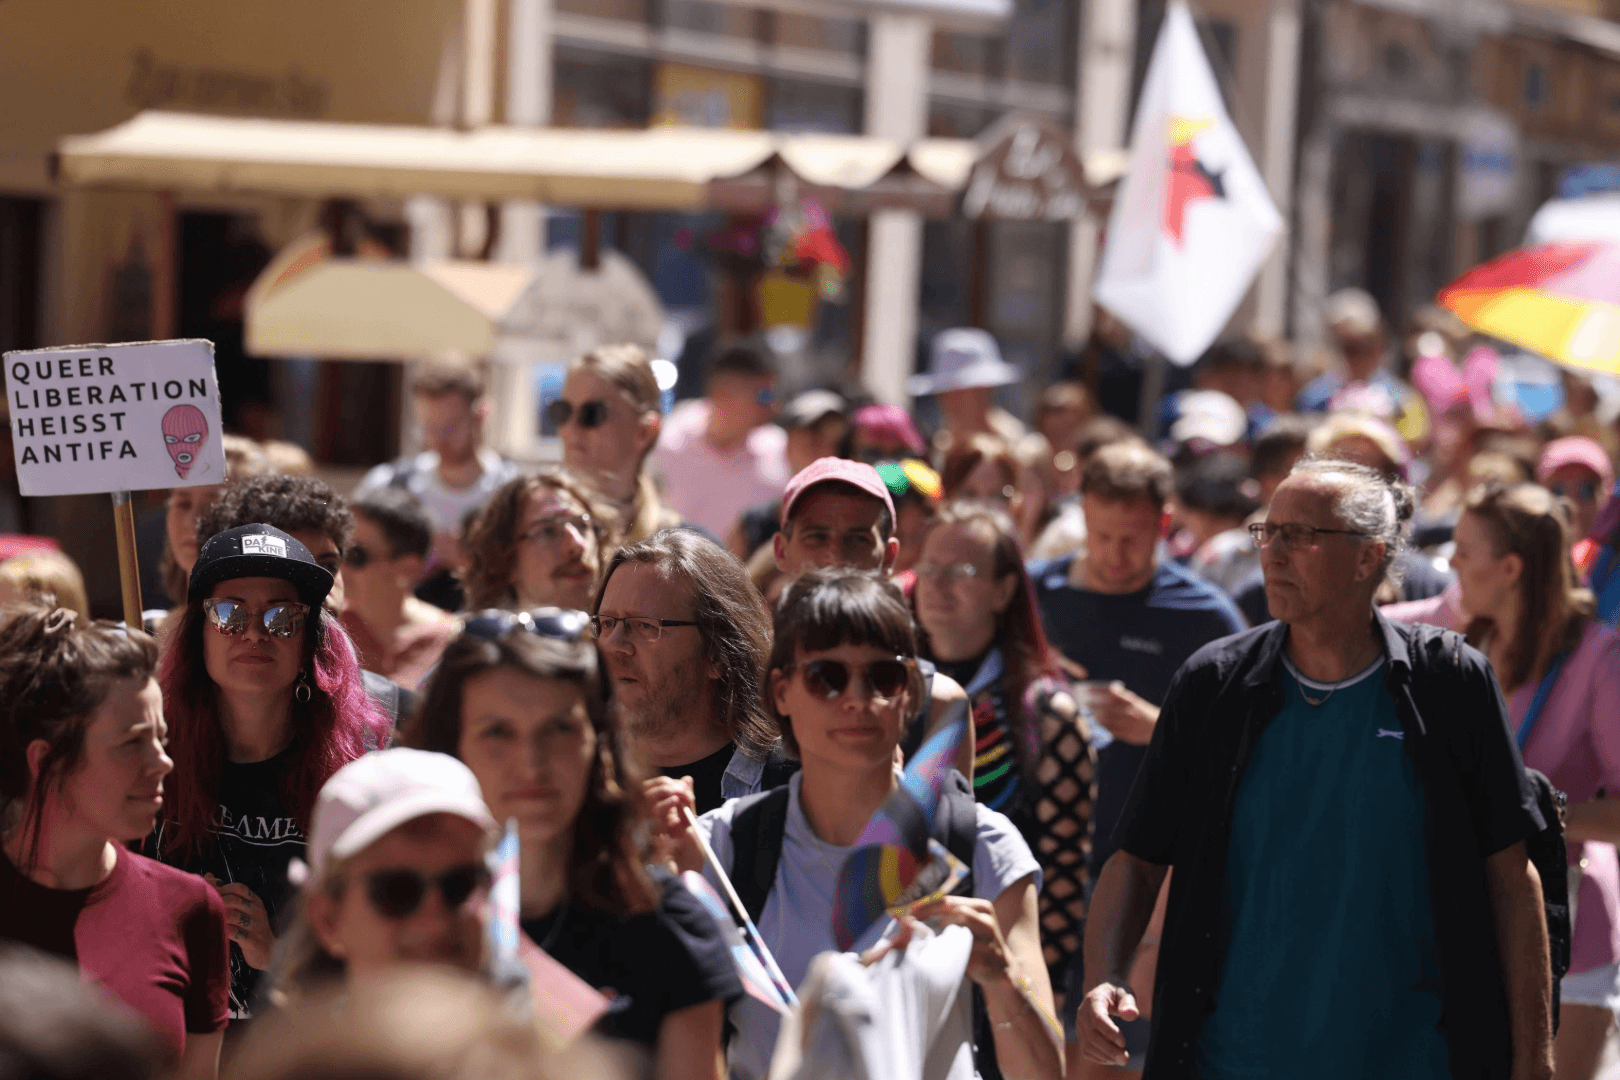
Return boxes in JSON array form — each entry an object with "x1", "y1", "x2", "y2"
[{"x1": 0, "y1": 551, "x2": 89, "y2": 620}]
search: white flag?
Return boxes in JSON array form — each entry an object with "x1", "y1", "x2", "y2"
[{"x1": 1093, "y1": 2, "x2": 1283, "y2": 365}]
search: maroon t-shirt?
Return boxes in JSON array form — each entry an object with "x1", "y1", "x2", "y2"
[{"x1": 0, "y1": 844, "x2": 230, "y2": 1055}]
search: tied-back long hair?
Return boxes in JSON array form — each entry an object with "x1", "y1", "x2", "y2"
[
  {"x1": 402, "y1": 627, "x2": 657, "y2": 916},
  {"x1": 157, "y1": 603, "x2": 390, "y2": 860},
  {"x1": 460, "y1": 468, "x2": 614, "y2": 611},
  {"x1": 0, "y1": 607, "x2": 160, "y2": 872},
  {"x1": 594, "y1": 529, "x2": 776, "y2": 760},
  {"x1": 1463, "y1": 482, "x2": 1594, "y2": 692},
  {"x1": 912, "y1": 502, "x2": 1062, "y2": 781}
]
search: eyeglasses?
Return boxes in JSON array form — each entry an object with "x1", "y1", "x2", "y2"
[
  {"x1": 1551, "y1": 481, "x2": 1599, "y2": 503},
  {"x1": 202, "y1": 598, "x2": 310, "y2": 639},
  {"x1": 519, "y1": 514, "x2": 593, "y2": 547},
  {"x1": 589, "y1": 615, "x2": 699, "y2": 644},
  {"x1": 460, "y1": 607, "x2": 590, "y2": 642},
  {"x1": 1247, "y1": 521, "x2": 1373, "y2": 552},
  {"x1": 546, "y1": 399, "x2": 610, "y2": 430},
  {"x1": 362, "y1": 863, "x2": 491, "y2": 920},
  {"x1": 914, "y1": 561, "x2": 984, "y2": 584},
  {"x1": 344, "y1": 543, "x2": 381, "y2": 569},
  {"x1": 786, "y1": 657, "x2": 912, "y2": 703}
]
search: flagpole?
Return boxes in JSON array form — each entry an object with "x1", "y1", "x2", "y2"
[{"x1": 682, "y1": 806, "x2": 799, "y2": 1007}]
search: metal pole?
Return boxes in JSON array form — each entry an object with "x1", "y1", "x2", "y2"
[{"x1": 110, "y1": 490, "x2": 144, "y2": 629}]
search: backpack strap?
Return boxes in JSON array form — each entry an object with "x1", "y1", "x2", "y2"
[
  {"x1": 936, "y1": 769, "x2": 978, "y2": 897},
  {"x1": 724, "y1": 786, "x2": 792, "y2": 926}
]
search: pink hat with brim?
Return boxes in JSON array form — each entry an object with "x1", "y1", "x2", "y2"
[
  {"x1": 780, "y1": 457, "x2": 897, "y2": 529},
  {"x1": 1538, "y1": 436, "x2": 1615, "y2": 494}
]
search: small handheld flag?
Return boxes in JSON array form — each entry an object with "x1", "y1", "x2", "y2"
[
  {"x1": 681, "y1": 806, "x2": 799, "y2": 1007},
  {"x1": 681, "y1": 871, "x2": 792, "y2": 1015}
]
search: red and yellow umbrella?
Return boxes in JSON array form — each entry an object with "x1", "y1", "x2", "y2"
[{"x1": 1438, "y1": 240, "x2": 1620, "y2": 375}]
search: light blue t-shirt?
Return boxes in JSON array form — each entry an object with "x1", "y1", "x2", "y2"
[
  {"x1": 1197, "y1": 657, "x2": 1450, "y2": 1080},
  {"x1": 697, "y1": 773, "x2": 1041, "y2": 1080}
]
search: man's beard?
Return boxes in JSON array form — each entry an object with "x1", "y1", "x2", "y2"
[{"x1": 623, "y1": 657, "x2": 709, "y2": 747}]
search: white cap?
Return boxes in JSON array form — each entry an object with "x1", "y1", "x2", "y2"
[{"x1": 290, "y1": 748, "x2": 496, "y2": 887}]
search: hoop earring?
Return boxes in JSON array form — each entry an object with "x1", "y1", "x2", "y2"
[{"x1": 294, "y1": 671, "x2": 313, "y2": 704}]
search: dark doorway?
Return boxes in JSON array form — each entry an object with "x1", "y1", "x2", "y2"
[{"x1": 177, "y1": 212, "x2": 273, "y2": 437}]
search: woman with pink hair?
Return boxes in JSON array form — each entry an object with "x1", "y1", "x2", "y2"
[{"x1": 148, "y1": 523, "x2": 390, "y2": 1025}]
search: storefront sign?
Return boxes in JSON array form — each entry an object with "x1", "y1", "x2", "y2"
[
  {"x1": 6, "y1": 339, "x2": 224, "y2": 497},
  {"x1": 963, "y1": 118, "x2": 1088, "y2": 222}
]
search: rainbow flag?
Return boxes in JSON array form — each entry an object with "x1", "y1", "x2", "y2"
[{"x1": 832, "y1": 702, "x2": 969, "y2": 950}]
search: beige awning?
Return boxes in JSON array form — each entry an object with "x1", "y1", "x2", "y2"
[
  {"x1": 245, "y1": 252, "x2": 534, "y2": 360},
  {"x1": 55, "y1": 110, "x2": 978, "y2": 211}
]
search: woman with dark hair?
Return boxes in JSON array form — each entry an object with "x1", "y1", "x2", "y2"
[
  {"x1": 665, "y1": 570, "x2": 1060, "y2": 1080},
  {"x1": 1, "y1": 607, "x2": 229, "y2": 1078},
  {"x1": 459, "y1": 467, "x2": 612, "y2": 613},
  {"x1": 553, "y1": 344, "x2": 682, "y2": 544},
  {"x1": 912, "y1": 501, "x2": 1094, "y2": 988},
  {"x1": 1451, "y1": 482, "x2": 1620, "y2": 1080},
  {"x1": 403, "y1": 608, "x2": 740, "y2": 1077},
  {"x1": 151, "y1": 524, "x2": 392, "y2": 1025}
]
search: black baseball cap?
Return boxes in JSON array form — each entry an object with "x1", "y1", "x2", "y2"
[{"x1": 189, "y1": 523, "x2": 335, "y2": 609}]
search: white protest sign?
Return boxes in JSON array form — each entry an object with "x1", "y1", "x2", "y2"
[{"x1": 6, "y1": 339, "x2": 225, "y2": 497}]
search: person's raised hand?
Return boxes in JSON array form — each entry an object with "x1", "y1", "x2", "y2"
[
  {"x1": 907, "y1": 896, "x2": 1012, "y2": 988},
  {"x1": 1087, "y1": 682, "x2": 1159, "y2": 745},
  {"x1": 1077, "y1": 980, "x2": 1140, "y2": 1066},
  {"x1": 206, "y1": 875, "x2": 275, "y2": 970},
  {"x1": 641, "y1": 775, "x2": 702, "y2": 874}
]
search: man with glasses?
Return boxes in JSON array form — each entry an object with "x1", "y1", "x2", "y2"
[
  {"x1": 654, "y1": 345, "x2": 790, "y2": 539},
  {"x1": 339, "y1": 488, "x2": 458, "y2": 690},
  {"x1": 1029, "y1": 440, "x2": 1243, "y2": 1076},
  {"x1": 1077, "y1": 458, "x2": 1552, "y2": 1080},
  {"x1": 356, "y1": 364, "x2": 518, "y2": 612},
  {"x1": 593, "y1": 529, "x2": 778, "y2": 814},
  {"x1": 277, "y1": 748, "x2": 501, "y2": 995}
]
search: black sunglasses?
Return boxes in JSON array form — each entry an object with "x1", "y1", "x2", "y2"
[
  {"x1": 344, "y1": 543, "x2": 381, "y2": 569},
  {"x1": 547, "y1": 399, "x2": 611, "y2": 430},
  {"x1": 362, "y1": 863, "x2": 491, "y2": 920},
  {"x1": 787, "y1": 656, "x2": 912, "y2": 702},
  {"x1": 459, "y1": 607, "x2": 590, "y2": 642}
]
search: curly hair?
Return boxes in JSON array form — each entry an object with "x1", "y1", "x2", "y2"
[
  {"x1": 593, "y1": 530, "x2": 775, "y2": 760},
  {"x1": 0, "y1": 607, "x2": 159, "y2": 871},
  {"x1": 199, "y1": 473, "x2": 354, "y2": 553},
  {"x1": 460, "y1": 468, "x2": 613, "y2": 611},
  {"x1": 156, "y1": 603, "x2": 390, "y2": 860},
  {"x1": 402, "y1": 627, "x2": 657, "y2": 916}
]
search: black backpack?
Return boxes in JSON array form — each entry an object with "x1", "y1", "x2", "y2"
[{"x1": 727, "y1": 770, "x2": 1006, "y2": 1079}]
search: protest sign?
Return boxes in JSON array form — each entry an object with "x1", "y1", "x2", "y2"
[{"x1": 6, "y1": 339, "x2": 224, "y2": 497}]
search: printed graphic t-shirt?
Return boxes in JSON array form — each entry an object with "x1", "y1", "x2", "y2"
[
  {"x1": 1, "y1": 845, "x2": 230, "y2": 1057},
  {"x1": 149, "y1": 746, "x2": 306, "y2": 1019},
  {"x1": 1197, "y1": 658, "x2": 1449, "y2": 1080}
]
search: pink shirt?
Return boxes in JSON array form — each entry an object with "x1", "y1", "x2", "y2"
[
  {"x1": 1380, "y1": 580, "x2": 1467, "y2": 632},
  {"x1": 654, "y1": 400, "x2": 790, "y2": 538},
  {"x1": 1513, "y1": 620, "x2": 1620, "y2": 974}
]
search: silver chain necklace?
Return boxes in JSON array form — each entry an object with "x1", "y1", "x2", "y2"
[{"x1": 1293, "y1": 639, "x2": 1379, "y2": 708}]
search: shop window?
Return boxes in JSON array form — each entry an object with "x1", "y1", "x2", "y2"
[
  {"x1": 554, "y1": 48, "x2": 652, "y2": 128},
  {"x1": 774, "y1": 12, "x2": 863, "y2": 54},
  {"x1": 663, "y1": 0, "x2": 757, "y2": 38},
  {"x1": 1003, "y1": 0, "x2": 1071, "y2": 85},
  {"x1": 932, "y1": 30, "x2": 997, "y2": 77},
  {"x1": 767, "y1": 79, "x2": 861, "y2": 134}
]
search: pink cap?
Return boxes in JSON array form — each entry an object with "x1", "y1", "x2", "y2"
[
  {"x1": 289, "y1": 748, "x2": 496, "y2": 886},
  {"x1": 1538, "y1": 436, "x2": 1615, "y2": 493},
  {"x1": 780, "y1": 457, "x2": 897, "y2": 529}
]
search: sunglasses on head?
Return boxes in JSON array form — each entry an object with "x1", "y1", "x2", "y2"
[
  {"x1": 362, "y1": 863, "x2": 491, "y2": 920},
  {"x1": 787, "y1": 656, "x2": 912, "y2": 702},
  {"x1": 546, "y1": 399, "x2": 611, "y2": 430},
  {"x1": 459, "y1": 607, "x2": 590, "y2": 643},
  {"x1": 202, "y1": 598, "x2": 310, "y2": 639}
]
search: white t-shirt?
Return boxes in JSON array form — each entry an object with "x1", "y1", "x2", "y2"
[
  {"x1": 356, "y1": 448, "x2": 518, "y2": 539},
  {"x1": 697, "y1": 773, "x2": 1042, "y2": 1080},
  {"x1": 653, "y1": 399, "x2": 790, "y2": 538}
]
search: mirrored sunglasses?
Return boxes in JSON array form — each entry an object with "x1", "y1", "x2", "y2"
[
  {"x1": 789, "y1": 656, "x2": 911, "y2": 702},
  {"x1": 363, "y1": 863, "x2": 491, "y2": 920},
  {"x1": 546, "y1": 399, "x2": 611, "y2": 430},
  {"x1": 202, "y1": 598, "x2": 310, "y2": 639},
  {"x1": 459, "y1": 607, "x2": 590, "y2": 643}
]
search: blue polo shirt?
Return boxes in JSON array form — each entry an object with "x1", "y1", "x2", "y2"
[{"x1": 1030, "y1": 556, "x2": 1246, "y2": 877}]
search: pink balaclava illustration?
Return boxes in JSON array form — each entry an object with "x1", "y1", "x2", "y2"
[{"x1": 161, "y1": 404, "x2": 208, "y2": 480}]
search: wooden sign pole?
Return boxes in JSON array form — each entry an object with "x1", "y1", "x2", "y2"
[{"x1": 109, "y1": 490, "x2": 144, "y2": 629}]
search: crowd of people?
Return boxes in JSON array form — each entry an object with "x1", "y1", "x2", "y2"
[{"x1": 2, "y1": 286, "x2": 1619, "y2": 1080}]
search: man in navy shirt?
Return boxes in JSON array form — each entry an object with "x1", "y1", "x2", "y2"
[{"x1": 1031, "y1": 440, "x2": 1244, "y2": 1074}]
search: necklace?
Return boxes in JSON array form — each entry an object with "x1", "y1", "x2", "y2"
[{"x1": 1292, "y1": 638, "x2": 1380, "y2": 708}]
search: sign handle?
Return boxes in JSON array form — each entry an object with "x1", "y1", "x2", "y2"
[{"x1": 109, "y1": 491, "x2": 144, "y2": 629}]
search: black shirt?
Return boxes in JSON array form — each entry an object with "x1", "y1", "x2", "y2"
[
  {"x1": 1115, "y1": 613, "x2": 1544, "y2": 1080},
  {"x1": 521, "y1": 873, "x2": 742, "y2": 1049},
  {"x1": 661, "y1": 742, "x2": 736, "y2": 816},
  {"x1": 146, "y1": 746, "x2": 305, "y2": 1020}
]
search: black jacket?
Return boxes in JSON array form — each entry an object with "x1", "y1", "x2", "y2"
[{"x1": 1118, "y1": 612, "x2": 1545, "y2": 1080}]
